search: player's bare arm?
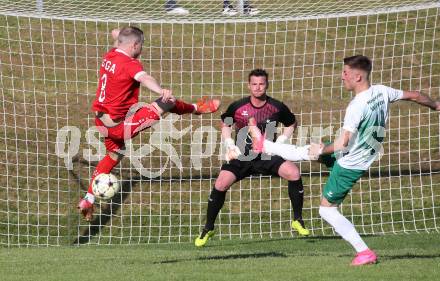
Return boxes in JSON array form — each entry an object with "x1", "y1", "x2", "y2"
[
  {"x1": 310, "y1": 129, "x2": 353, "y2": 157},
  {"x1": 136, "y1": 72, "x2": 174, "y2": 102},
  {"x1": 401, "y1": 91, "x2": 440, "y2": 111}
]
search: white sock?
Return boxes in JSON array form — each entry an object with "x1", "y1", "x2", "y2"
[
  {"x1": 192, "y1": 103, "x2": 197, "y2": 112},
  {"x1": 84, "y1": 193, "x2": 95, "y2": 204},
  {"x1": 319, "y1": 206, "x2": 368, "y2": 253},
  {"x1": 264, "y1": 141, "x2": 310, "y2": 161}
]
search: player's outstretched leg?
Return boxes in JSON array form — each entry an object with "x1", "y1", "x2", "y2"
[
  {"x1": 153, "y1": 97, "x2": 220, "y2": 116},
  {"x1": 248, "y1": 117, "x2": 315, "y2": 161},
  {"x1": 78, "y1": 154, "x2": 120, "y2": 221},
  {"x1": 165, "y1": 97, "x2": 220, "y2": 115}
]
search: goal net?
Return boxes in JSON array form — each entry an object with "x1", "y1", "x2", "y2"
[{"x1": 0, "y1": 0, "x2": 439, "y2": 246}]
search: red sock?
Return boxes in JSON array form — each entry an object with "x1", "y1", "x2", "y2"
[
  {"x1": 87, "y1": 155, "x2": 119, "y2": 194},
  {"x1": 169, "y1": 99, "x2": 195, "y2": 115}
]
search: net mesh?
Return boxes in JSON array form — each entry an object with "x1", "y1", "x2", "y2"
[{"x1": 0, "y1": 1, "x2": 439, "y2": 246}]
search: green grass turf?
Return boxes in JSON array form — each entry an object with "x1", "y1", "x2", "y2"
[{"x1": 1, "y1": 232, "x2": 439, "y2": 281}]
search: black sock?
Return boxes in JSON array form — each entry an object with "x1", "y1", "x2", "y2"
[
  {"x1": 204, "y1": 187, "x2": 226, "y2": 231},
  {"x1": 154, "y1": 97, "x2": 175, "y2": 112},
  {"x1": 288, "y1": 178, "x2": 304, "y2": 222}
]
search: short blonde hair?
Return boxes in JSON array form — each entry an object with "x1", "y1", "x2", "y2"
[{"x1": 118, "y1": 26, "x2": 144, "y2": 45}]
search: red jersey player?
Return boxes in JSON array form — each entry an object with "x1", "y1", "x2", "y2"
[{"x1": 78, "y1": 26, "x2": 220, "y2": 221}]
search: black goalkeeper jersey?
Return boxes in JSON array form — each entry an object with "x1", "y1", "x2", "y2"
[{"x1": 221, "y1": 96, "x2": 296, "y2": 155}]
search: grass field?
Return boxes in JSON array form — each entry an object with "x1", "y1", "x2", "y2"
[{"x1": 1, "y1": 233, "x2": 439, "y2": 280}]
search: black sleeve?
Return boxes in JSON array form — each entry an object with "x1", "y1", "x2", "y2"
[
  {"x1": 278, "y1": 102, "x2": 296, "y2": 127},
  {"x1": 220, "y1": 102, "x2": 238, "y2": 126}
]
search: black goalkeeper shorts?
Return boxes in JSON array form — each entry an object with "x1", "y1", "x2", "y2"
[{"x1": 220, "y1": 154, "x2": 286, "y2": 181}]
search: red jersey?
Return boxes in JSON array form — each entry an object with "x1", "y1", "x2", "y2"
[{"x1": 92, "y1": 48, "x2": 145, "y2": 119}]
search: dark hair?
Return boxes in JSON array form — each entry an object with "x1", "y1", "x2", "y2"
[
  {"x1": 248, "y1": 68, "x2": 269, "y2": 83},
  {"x1": 343, "y1": 55, "x2": 372, "y2": 78},
  {"x1": 118, "y1": 26, "x2": 144, "y2": 44}
]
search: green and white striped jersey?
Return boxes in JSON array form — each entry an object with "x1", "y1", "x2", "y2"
[{"x1": 337, "y1": 85, "x2": 403, "y2": 170}]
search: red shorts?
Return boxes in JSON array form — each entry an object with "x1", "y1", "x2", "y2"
[{"x1": 95, "y1": 105, "x2": 160, "y2": 152}]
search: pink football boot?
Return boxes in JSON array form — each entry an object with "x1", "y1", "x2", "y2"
[{"x1": 351, "y1": 249, "x2": 378, "y2": 266}]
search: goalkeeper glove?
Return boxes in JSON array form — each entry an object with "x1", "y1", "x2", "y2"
[{"x1": 224, "y1": 138, "x2": 241, "y2": 162}]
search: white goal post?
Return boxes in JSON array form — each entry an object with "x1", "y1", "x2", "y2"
[{"x1": 0, "y1": 0, "x2": 439, "y2": 246}]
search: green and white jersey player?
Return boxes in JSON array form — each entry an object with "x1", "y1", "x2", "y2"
[
  {"x1": 252, "y1": 55, "x2": 440, "y2": 265},
  {"x1": 336, "y1": 84, "x2": 402, "y2": 171}
]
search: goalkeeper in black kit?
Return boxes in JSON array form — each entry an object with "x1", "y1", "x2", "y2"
[{"x1": 195, "y1": 69, "x2": 311, "y2": 247}]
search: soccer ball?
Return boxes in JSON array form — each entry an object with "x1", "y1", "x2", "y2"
[{"x1": 92, "y1": 173, "x2": 120, "y2": 200}]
